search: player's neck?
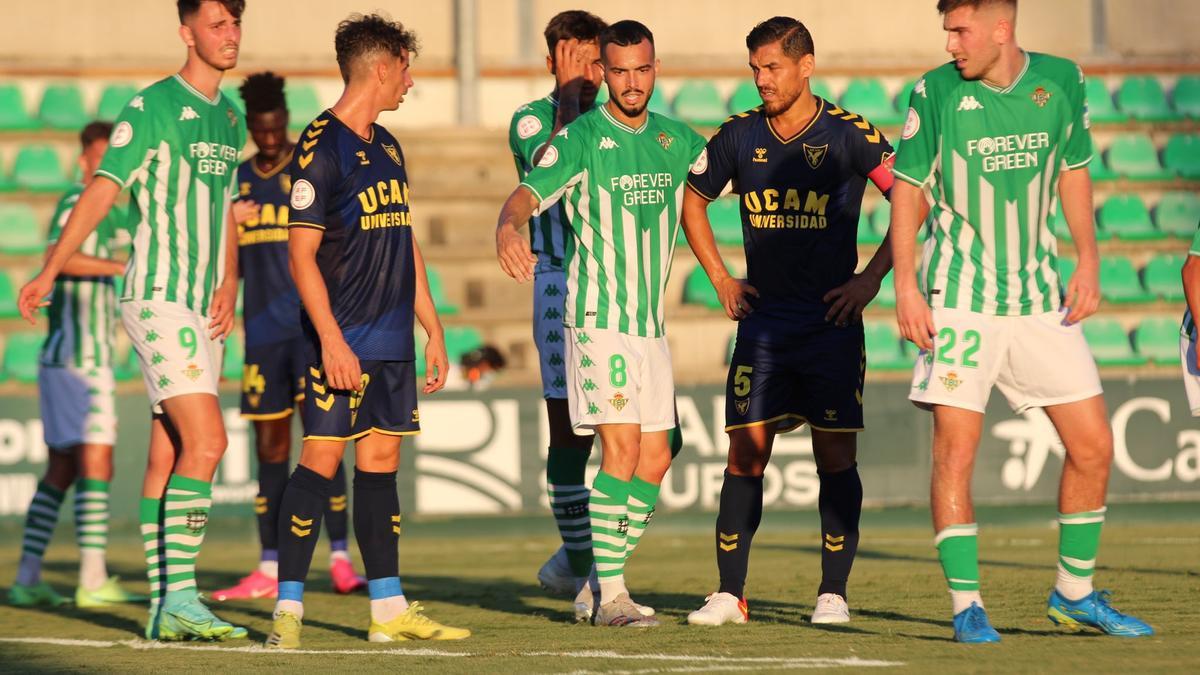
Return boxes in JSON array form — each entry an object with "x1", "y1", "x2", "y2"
[
  {"x1": 769, "y1": 90, "x2": 818, "y2": 136},
  {"x1": 330, "y1": 89, "x2": 382, "y2": 141},
  {"x1": 980, "y1": 46, "x2": 1026, "y2": 90},
  {"x1": 603, "y1": 100, "x2": 647, "y2": 130},
  {"x1": 178, "y1": 55, "x2": 224, "y2": 101},
  {"x1": 255, "y1": 143, "x2": 294, "y2": 173}
]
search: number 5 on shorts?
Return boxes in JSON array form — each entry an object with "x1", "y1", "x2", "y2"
[
  {"x1": 179, "y1": 327, "x2": 198, "y2": 359},
  {"x1": 733, "y1": 365, "x2": 753, "y2": 396}
]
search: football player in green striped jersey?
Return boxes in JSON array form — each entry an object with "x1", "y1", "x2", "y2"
[
  {"x1": 498, "y1": 20, "x2": 706, "y2": 627},
  {"x1": 890, "y1": 0, "x2": 1151, "y2": 643},
  {"x1": 9, "y1": 122, "x2": 146, "y2": 611},
  {"x1": 19, "y1": 0, "x2": 248, "y2": 641}
]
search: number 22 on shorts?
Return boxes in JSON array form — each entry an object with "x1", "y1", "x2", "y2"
[{"x1": 935, "y1": 327, "x2": 981, "y2": 368}]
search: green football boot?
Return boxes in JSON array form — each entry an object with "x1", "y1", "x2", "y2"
[
  {"x1": 158, "y1": 597, "x2": 248, "y2": 641},
  {"x1": 8, "y1": 582, "x2": 69, "y2": 607},
  {"x1": 76, "y1": 577, "x2": 150, "y2": 608}
]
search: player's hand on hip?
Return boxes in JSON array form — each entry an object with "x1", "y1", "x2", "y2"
[
  {"x1": 208, "y1": 280, "x2": 237, "y2": 339},
  {"x1": 497, "y1": 225, "x2": 536, "y2": 283},
  {"x1": 717, "y1": 277, "x2": 759, "y2": 321},
  {"x1": 17, "y1": 273, "x2": 53, "y2": 325},
  {"x1": 322, "y1": 338, "x2": 363, "y2": 392},
  {"x1": 1063, "y1": 262, "x2": 1101, "y2": 324},
  {"x1": 823, "y1": 272, "x2": 881, "y2": 326},
  {"x1": 231, "y1": 199, "x2": 259, "y2": 226},
  {"x1": 896, "y1": 289, "x2": 936, "y2": 352},
  {"x1": 423, "y1": 335, "x2": 449, "y2": 394}
]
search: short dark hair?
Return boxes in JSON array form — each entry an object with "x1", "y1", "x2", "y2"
[
  {"x1": 544, "y1": 10, "x2": 607, "y2": 58},
  {"x1": 461, "y1": 345, "x2": 506, "y2": 370},
  {"x1": 177, "y1": 0, "x2": 245, "y2": 23},
  {"x1": 746, "y1": 16, "x2": 814, "y2": 59},
  {"x1": 80, "y1": 121, "x2": 113, "y2": 150},
  {"x1": 937, "y1": 0, "x2": 1017, "y2": 13},
  {"x1": 334, "y1": 13, "x2": 420, "y2": 83},
  {"x1": 599, "y1": 20, "x2": 654, "y2": 55},
  {"x1": 240, "y1": 71, "x2": 287, "y2": 115}
]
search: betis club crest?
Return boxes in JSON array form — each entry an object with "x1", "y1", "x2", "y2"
[
  {"x1": 1031, "y1": 86, "x2": 1051, "y2": 108},
  {"x1": 657, "y1": 132, "x2": 673, "y2": 150}
]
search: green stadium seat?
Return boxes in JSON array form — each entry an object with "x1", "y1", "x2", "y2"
[
  {"x1": 896, "y1": 78, "x2": 919, "y2": 110},
  {"x1": 870, "y1": 201, "x2": 891, "y2": 242},
  {"x1": 285, "y1": 83, "x2": 323, "y2": 129},
  {"x1": 873, "y1": 270, "x2": 896, "y2": 308},
  {"x1": 673, "y1": 80, "x2": 727, "y2": 127},
  {"x1": 222, "y1": 330, "x2": 244, "y2": 381},
  {"x1": 0, "y1": 271, "x2": 20, "y2": 318},
  {"x1": 1057, "y1": 256, "x2": 1076, "y2": 287},
  {"x1": 648, "y1": 86, "x2": 672, "y2": 117},
  {"x1": 1105, "y1": 134, "x2": 1171, "y2": 181},
  {"x1": 426, "y1": 265, "x2": 459, "y2": 315},
  {"x1": 114, "y1": 345, "x2": 139, "y2": 382},
  {"x1": 839, "y1": 78, "x2": 902, "y2": 126},
  {"x1": 708, "y1": 196, "x2": 743, "y2": 245},
  {"x1": 0, "y1": 203, "x2": 45, "y2": 254},
  {"x1": 864, "y1": 322, "x2": 910, "y2": 371},
  {"x1": 0, "y1": 83, "x2": 39, "y2": 131},
  {"x1": 12, "y1": 144, "x2": 70, "y2": 192},
  {"x1": 683, "y1": 264, "x2": 723, "y2": 310},
  {"x1": 221, "y1": 84, "x2": 245, "y2": 114},
  {"x1": 726, "y1": 333, "x2": 736, "y2": 364},
  {"x1": 809, "y1": 78, "x2": 835, "y2": 103},
  {"x1": 1173, "y1": 75, "x2": 1200, "y2": 119},
  {"x1": 1098, "y1": 193, "x2": 1160, "y2": 241},
  {"x1": 1099, "y1": 256, "x2": 1153, "y2": 303},
  {"x1": 1049, "y1": 206, "x2": 1073, "y2": 241},
  {"x1": 96, "y1": 83, "x2": 139, "y2": 121},
  {"x1": 444, "y1": 326, "x2": 484, "y2": 364},
  {"x1": 38, "y1": 83, "x2": 88, "y2": 130},
  {"x1": 1083, "y1": 319, "x2": 1145, "y2": 366},
  {"x1": 2, "y1": 332, "x2": 43, "y2": 382},
  {"x1": 1143, "y1": 253, "x2": 1186, "y2": 302},
  {"x1": 728, "y1": 80, "x2": 761, "y2": 114},
  {"x1": 1163, "y1": 133, "x2": 1200, "y2": 179},
  {"x1": 1088, "y1": 152, "x2": 1117, "y2": 182},
  {"x1": 1116, "y1": 76, "x2": 1179, "y2": 122},
  {"x1": 1085, "y1": 78, "x2": 1125, "y2": 124},
  {"x1": 1134, "y1": 316, "x2": 1183, "y2": 365},
  {"x1": 857, "y1": 208, "x2": 882, "y2": 245},
  {"x1": 1155, "y1": 191, "x2": 1200, "y2": 237}
]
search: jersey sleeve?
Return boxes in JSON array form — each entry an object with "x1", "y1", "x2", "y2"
[
  {"x1": 1062, "y1": 64, "x2": 1093, "y2": 170},
  {"x1": 519, "y1": 124, "x2": 586, "y2": 212},
  {"x1": 892, "y1": 76, "x2": 940, "y2": 188},
  {"x1": 686, "y1": 120, "x2": 739, "y2": 201},
  {"x1": 1189, "y1": 225, "x2": 1200, "y2": 257},
  {"x1": 845, "y1": 119, "x2": 897, "y2": 198},
  {"x1": 509, "y1": 105, "x2": 554, "y2": 175},
  {"x1": 287, "y1": 138, "x2": 339, "y2": 231},
  {"x1": 94, "y1": 95, "x2": 159, "y2": 188}
]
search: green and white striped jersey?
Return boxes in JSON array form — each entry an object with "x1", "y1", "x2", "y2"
[
  {"x1": 96, "y1": 74, "x2": 246, "y2": 316},
  {"x1": 520, "y1": 105, "x2": 706, "y2": 338},
  {"x1": 40, "y1": 185, "x2": 131, "y2": 368},
  {"x1": 1181, "y1": 226, "x2": 1200, "y2": 339},
  {"x1": 893, "y1": 52, "x2": 1093, "y2": 316},
  {"x1": 509, "y1": 95, "x2": 571, "y2": 269}
]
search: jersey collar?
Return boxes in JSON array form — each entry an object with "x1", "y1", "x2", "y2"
[
  {"x1": 251, "y1": 148, "x2": 295, "y2": 180},
  {"x1": 600, "y1": 104, "x2": 648, "y2": 135},
  {"x1": 172, "y1": 74, "x2": 221, "y2": 106},
  {"x1": 765, "y1": 96, "x2": 825, "y2": 145},
  {"x1": 980, "y1": 51, "x2": 1030, "y2": 94}
]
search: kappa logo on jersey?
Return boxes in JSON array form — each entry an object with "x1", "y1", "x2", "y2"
[
  {"x1": 957, "y1": 96, "x2": 984, "y2": 111},
  {"x1": 914, "y1": 78, "x2": 927, "y2": 99},
  {"x1": 516, "y1": 114, "x2": 542, "y2": 139},
  {"x1": 130, "y1": 96, "x2": 144, "y2": 111},
  {"x1": 179, "y1": 105, "x2": 200, "y2": 121},
  {"x1": 803, "y1": 143, "x2": 829, "y2": 169},
  {"x1": 599, "y1": 136, "x2": 619, "y2": 150}
]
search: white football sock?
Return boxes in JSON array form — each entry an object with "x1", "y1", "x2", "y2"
[
  {"x1": 275, "y1": 599, "x2": 303, "y2": 620},
  {"x1": 950, "y1": 590, "x2": 984, "y2": 615},
  {"x1": 1055, "y1": 564, "x2": 1094, "y2": 601},
  {"x1": 258, "y1": 559, "x2": 279, "y2": 578},
  {"x1": 598, "y1": 576, "x2": 628, "y2": 606},
  {"x1": 370, "y1": 594, "x2": 410, "y2": 623},
  {"x1": 79, "y1": 548, "x2": 108, "y2": 591}
]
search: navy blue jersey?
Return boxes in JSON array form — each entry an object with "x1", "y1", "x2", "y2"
[
  {"x1": 237, "y1": 152, "x2": 303, "y2": 348},
  {"x1": 288, "y1": 111, "x2": 415, "y2": 361},
  {"x1": 687, "y1": 98, "x2": 894, "y2": 338}
]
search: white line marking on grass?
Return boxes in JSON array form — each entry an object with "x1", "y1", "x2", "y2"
[{"x1": 0, "y1": 637, "x2": 903, "y2": 667}]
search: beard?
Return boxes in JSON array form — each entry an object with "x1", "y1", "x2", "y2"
[
  {"x1": 612, "y1": 88, "x2": 649, "y2": 118},
  {"x1": 760, "y1": 86, "x2": 803, "y2": 117}
]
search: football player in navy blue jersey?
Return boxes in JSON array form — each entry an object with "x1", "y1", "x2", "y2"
[
  {"x1": 213, "y1": 71, "x2": 366, "y2": 604},
  {"x1": 682, "y1": 16, "x2": 900, "y2": 627},
  {"x1": 265, "y1": 15, "x2": 468, "y2": 648}
]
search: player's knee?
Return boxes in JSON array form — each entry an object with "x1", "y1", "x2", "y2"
[
  {"x1": 727, "y1": 449, "x2": 769, "y2": 477},
  {"x1": 256, "y1": 436, "x2": 290, "y2": 464},
  {"x1": 43, "y1": 452, "x2": 78, "y2": 489},
  {"x1": 186, "y1": 432, "x2": 228, "y2": 466}
]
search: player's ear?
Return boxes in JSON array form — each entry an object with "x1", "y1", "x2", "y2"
[
  {"x1": 654, "y1": 58, "x2": 661, "y2": 75},
  {"x1": 546, "y1": 54, "x2": 555, "y2": 76},
  {"x1": 994, "y1": 17, "x2": 1013, "y2": 45},
  {"x1": 179, "y1": 23, "x2": 195, "y2": 49},
  {"x1": 799, "y1": 53, "x2": 816, "y2": 79}
]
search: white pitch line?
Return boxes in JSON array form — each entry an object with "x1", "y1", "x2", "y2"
[{"x1": 0, "y1": 637, "x2": 903, "y2": 667}]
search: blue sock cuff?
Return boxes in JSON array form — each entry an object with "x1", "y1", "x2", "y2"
[
  {"x1": 367, "y1": 576, "x2": 403, "y2": 600},
  {"x1": 278, "y1": 581, "x2": 305, "y2": 602},
  {"x1": 330, "y1": 539, "x2": 348, "y2": 552},
  {"x1": 261, "y1": 549, "x2": 278, "y2": 562}
]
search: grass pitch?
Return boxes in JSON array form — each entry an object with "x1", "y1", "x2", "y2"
[{"x1": 1, "y1": 502, "x2": 1197, "y2": 673}]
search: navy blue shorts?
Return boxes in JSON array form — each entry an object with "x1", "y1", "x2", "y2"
[
  {"x1": 301, "y1": 360, "x2": 420, "y2": 441},
  {"x1": 724, "y1": 324, "x2": 865, "y2": 433},
  {"x1": 240, "y1": 338, "x2": 307, "y2": 419}
]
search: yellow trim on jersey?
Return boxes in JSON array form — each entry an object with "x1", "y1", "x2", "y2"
[
  {"x1": 303, "y1": 429, "x2": 373, "y2": 442},
  {"x1": 369, "y1": 426, "x2": 420, "y2": 437},
  {"x1": 288, "y1": 221, "x2": 326, "y2": 230},
  {"x1": 724, "y1": 413, "x2": 862, "y2": 434},
  {"x1": 241, "y1": 408, "x2": 295, "y2": 421},
  {"x1": 250, "y1": 149, "x2": 295, "y2": 180},
  {"x1": 327, "y1": 109, "x2": 375, "y2": 144},
  {"x1": 685, "y1": 182, "x2": 719, "y2": 202},
  {"x1": 766, "y1": 97, "x2": 826, "y2": 145}
]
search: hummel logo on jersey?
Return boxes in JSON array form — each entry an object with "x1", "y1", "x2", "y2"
[
  {"x1": 599, "y1": 136, "x2": 619, "y2": 150},
  {"x1": 957, "y1": 96, "x2": 984, "y2": 111},
  {"x1": 179, "y1": 106, "x2": 200, "y2": 121}
]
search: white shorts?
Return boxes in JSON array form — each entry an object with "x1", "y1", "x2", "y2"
[
  {"x1": 121, "y1": 300, "x2": 225, "y2": 414},
  {"x1": 909, "y1": 307, "x2": 1103, "y2": 414},
  {"x1": 1180, "y1": 336, "x2": 1200, "y2": 416},
  {"x1": 38, "y1": 365, "x2": 116, "y2": 449},
  {"x1": 533, "y1": 266, "x2": 568, "y2": 399},
  {"x1": 564, "y1": 326, "x2": 675, "y2": 434}
]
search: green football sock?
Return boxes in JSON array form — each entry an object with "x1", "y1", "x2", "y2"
[
  {"x1": 162, "y1": 474, "x2": 212, "y2": 605},
  {"x1": 547, "y1": 446, "x2": 593, "y2": 577},
  {"x1": 16, "y1": 481, "x2": 66, "y2": 586},
  {"x1": 623, "y1": 476, "x2": 660, "y2": 560},
  {"x1": 139, "y1": 497, "x2": 164, "y2": 607},
  {"x1": 1056, "y1": 507, "x2": 1106, "y2": 601},
  {"x1": 75, "y1": 478, "x2": 111, "y2": 590},
  {"x1": 589, "y1": 471, "x2": 630, "y2": 604},
  {"x1": 935, "y1": 523, "x2": 983, "y2": 614}
]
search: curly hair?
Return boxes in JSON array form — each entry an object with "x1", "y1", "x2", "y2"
[
  {"x1": 239, "y1": 71, "x2": 287, "y2": 115},
  {"x1": 335, "y1": 13, "x2": 420, "y2": 83},
  {"x1": 177, "y1": 0, "x2": 245, "y2": 23}
]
